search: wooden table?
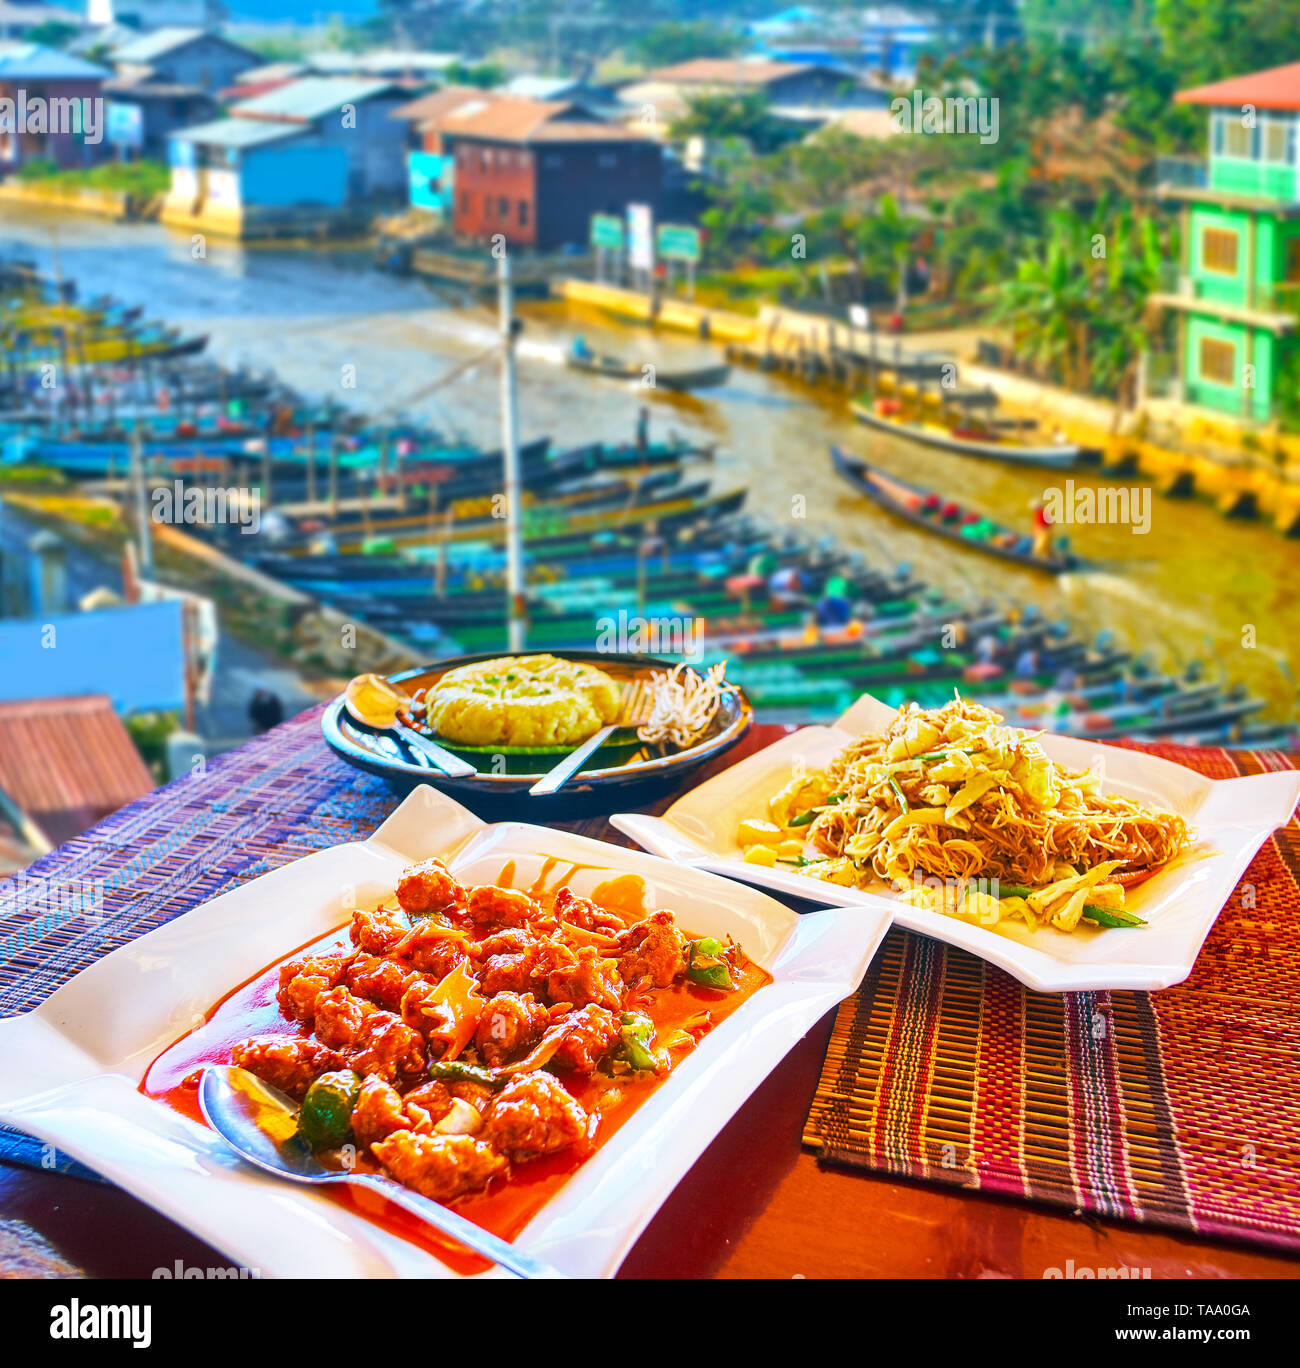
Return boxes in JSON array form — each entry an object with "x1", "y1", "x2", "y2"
[{"x1": 1, "y1": 724, "x2": 1296, "y2": 1279}]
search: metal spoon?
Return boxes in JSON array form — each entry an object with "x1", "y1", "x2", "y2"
[
  {"x1": 198, "y1": 1065, "x2": 562, "y2": 1279},
  {"x1": 344, "y1": 673, "x2": 477, "y2": 778}
]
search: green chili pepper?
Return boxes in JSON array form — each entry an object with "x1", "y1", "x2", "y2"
[
  {"x1": 1081, "y1": 904, "x2": 1147, "y2": 929},
  {"x1": 995, "y1": 883, "x2": 1034, "y2": 899},
  {"x1": 297, "y1": 1069, "x2": 362, "y2": 1151},
  {"x1": 787, "y1": 809, "x2": 818, "y2": 827},
  {"x1": 428, "y1": 1060, "x2": 505, "y2": 1090},
  {"x1": 686, "y1": 937, "x2": 737, "y2": 991},
  {"x1": 777, "y1": 856, "x2": 811, "y2": 867},
  {"x1": 887, "y1": 774, "x2": 910, "y2": 813},
  {"x1": 824, "y1": 793, "x2": 846, "y2": 804},
  {"x1": 617, "y1": 1012, "x2": 658, "y2": 1071}
]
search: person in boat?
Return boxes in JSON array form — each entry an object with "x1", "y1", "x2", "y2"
[
  {"x1": 1014, "y1": 647, "x2": 1040, "y2": 679},
  {"x1": 1030, "y1": 497, "x2": 1054, "y2": 558},
  {"x1": 814, "y1": 575, "x2": 853, "y2": 629},
  {"x1": 769, "y1": 564, "x2": 810, "y2": 608},
  {"x1": 572, "y1": 335, "x2": 593, "y2": 361},
  {"x1": 635, "y1": 405, "x2": 649, "y2": 454},
  {"x1": 248, "y1": 688, "x2": 284, "y2": 733},
  {"x1": 975, "y1": 632, "x2": 998, "y2": 665}
]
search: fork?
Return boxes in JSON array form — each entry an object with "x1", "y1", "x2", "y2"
[{"x1": 528, "y1": 679, "x2": 652, "y2": 797}]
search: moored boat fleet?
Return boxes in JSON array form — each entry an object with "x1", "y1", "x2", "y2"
[{"x1": 1, "y1": 261, "x2": 1291, "y2": 751}]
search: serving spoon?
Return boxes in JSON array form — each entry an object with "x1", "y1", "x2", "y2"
[
  {"x1": 198, "y1": 1065, "x2": 563, "y2": 1279},
  {"x1": 344, "y1": 673, "x2": 477, "y2": 778}
]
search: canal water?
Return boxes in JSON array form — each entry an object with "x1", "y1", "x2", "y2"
[{"x1": 3, "y1": 204, "x2": 1297, "y2": 718}]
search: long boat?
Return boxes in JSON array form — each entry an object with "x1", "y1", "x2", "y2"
[
  {"x1": 567, "y1": 352, "x2": 731, "y2": 391},
  {"x1": 831, "y1": 446, "x2": 1082, "y2": 574},
  {"x1": 849, "y1": 397, "x2": 1081, "y2": 468}
]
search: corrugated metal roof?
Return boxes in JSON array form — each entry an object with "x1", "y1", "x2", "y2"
[
  {"x1": 435, "y1": 95, "x2": 574, "y2": 141},
  {"x1": 232, "y1": 75, "x2": 402, "y2": 123},
  {"x1": 1177, "y1": 61, "x2": 1300, "y2": 112},
  {"x1": 170, "y1": 116, "x2": 304, "y2": 148},
  {"x1": 108, "y1": 26, "x2": 240, "y2": 66},
  {"x1": 390, "y1": 84, "x2": 490, "y2": 125},
  {"x1": 0, "y1": 695, "x2": 154, "y2": 848},
  {"x1": 0, "y1": 41, "x2": 108, "y2": 82}
]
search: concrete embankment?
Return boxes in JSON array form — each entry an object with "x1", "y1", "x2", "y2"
[{"x1": 554, "y1": 277, "x2": 1300, "y2": 536}]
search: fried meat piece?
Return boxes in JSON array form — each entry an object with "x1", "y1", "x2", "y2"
[
  {"x1": 554, "y1": 886, "x2": 626, "y2": 933},
  {"x1": 483, "y1": 1071, "x2": 588, "y2": 1159},
  {"x1": 539, "y1": 942, "x2": 624, "y2": 1011},
  {"x1": 466, "y1": 884, "x2": 537, "y2": 928},
  {"x1": 276, "y1": 951, "x2": 355, "y2": 1024},
  {"x1": 230, "y1": 1035, "x2": 344, "y2": 1101},
  {"x1": 371, "y1": 1130, "x2": 507, "y2": 1201},
  {"x1": 616, "y1": 909, "x2": 687, "y2": 989},
  {"x1": 345, "y1": 954, "x2": 419, "y2": 1013},
  {"x1": 313, "y1": 985, "x2": 426, "y2": 1084},
  {"x1": 551, "y1": 1003, "x2": 621, "y2": 1074},
  {"x1": 350, "y1": 1077, "x2": 454, "y2": 1149},
  {"x1": 395, "y1": 858, "x2": 465, "y2": 918},
  {"x1": 473, "y1": 991, "x2": 549, "y2": 1066},
  {"x1": 349, "y1": 905, "x2": 409, "y2": 956}
]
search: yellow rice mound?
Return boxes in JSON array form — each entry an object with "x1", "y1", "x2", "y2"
[{"x1": 424, "y1": 655, "x2": 621, "y2": 747}]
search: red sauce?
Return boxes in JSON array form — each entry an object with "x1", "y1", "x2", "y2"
[{"x1": 140, "y1": 872, "x2": 769, "y2": 1275}]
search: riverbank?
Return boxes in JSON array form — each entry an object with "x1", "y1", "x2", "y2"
[{"x1": 555, "y1": 278, "x2": 1300, "y2": 536}]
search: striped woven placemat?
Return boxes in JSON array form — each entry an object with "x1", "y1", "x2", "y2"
[
  {"x1": 0, "y1": 703, "x2": 396, "y2": 1176},
  {"x1": 803, "y1": 744, "x2": 1300, "y2": 1254}
]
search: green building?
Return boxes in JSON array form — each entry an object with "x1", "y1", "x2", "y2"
[{"x1": 1150, "y1": 62, "x2": 1300, "y2": 422}]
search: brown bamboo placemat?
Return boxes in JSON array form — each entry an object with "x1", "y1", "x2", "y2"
[{"x1": 804, "y1": 744, "x2": 1300, "y2": 1253}]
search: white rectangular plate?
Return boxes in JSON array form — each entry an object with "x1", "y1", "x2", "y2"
[
  {"x1": 0, "y1": 785, "x2": 889, "y2": 1279},
  {"x1": 611, "y1": 693, "x2": 1300, "y2": 993}
]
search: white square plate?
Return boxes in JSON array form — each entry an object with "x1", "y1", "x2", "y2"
[
  {"x1": 611, "y1": 694, "x2": 1300, "y2": 993},
  {"x1": 0, "y1": 785, "x2": 889, "y2": 1279}
]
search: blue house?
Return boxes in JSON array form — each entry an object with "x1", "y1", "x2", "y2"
[{"x1": 162, "y1": 76, "x2": 408, "y2": 236}]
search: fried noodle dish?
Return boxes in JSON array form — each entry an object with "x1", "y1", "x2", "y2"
[{"x1": 739, "y1": 697, "x2": 1191, "y2": 933}]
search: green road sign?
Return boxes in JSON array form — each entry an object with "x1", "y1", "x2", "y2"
[
  {"x1": 656, "y1": 223, "x2": 701, "y2": 262},
  {"x1": 591, "y1": 214, "x2": 624, "y2": 250}
]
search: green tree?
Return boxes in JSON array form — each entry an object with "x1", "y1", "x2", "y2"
[
  {"x1": 628, "y1": 22, "x2": 740, "y2": 68},
  {"x1": 1151, "y1": 0, "x2": 1300, "y2": 87},
  {"x1": 671, "y1": 92, "x2": 793, "y2": 156}
]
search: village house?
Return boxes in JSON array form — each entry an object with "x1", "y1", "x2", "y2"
[
  {"x1": 106, "y1": 25, "x2": 258, "y2": 95},
  {"x1": 390, "y1": 84, "x2": 498, "y2": 214},
  {"x1": 0, "y1": 40, "x2": 107, "y2": 172},
  {"x1": 617, "y1": 57, "x2": 885, "y2": 133},
  {"x1": 1149, "y1": 61, "x2": 1300, "y2": 421},
  {"x1": 163, "y1": 75, "x2": 410, "y2": 236},
  {"x1": 419, "y1": 94, "x2": 662, "y2": 250}
]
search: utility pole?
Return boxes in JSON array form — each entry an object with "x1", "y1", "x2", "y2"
[
  {"x1": 498, "y1": 250, "x2": 526, "y2": 652},
  {"x1": 130, "y1": 425, "x2": 153, "y2": 579}
]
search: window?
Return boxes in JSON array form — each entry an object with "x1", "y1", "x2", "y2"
[
  {"x1": 1263, "y1": 119, "x2": 1291, "y2": 163},
  {"x1": 518, "y1": 199, "x2": 529, "y2": 226},
  {"x1": 459, "y1": 191, "x2": 469, "y2": 214},
  {"x1": 1223, "y1": 119, "x2": 1256, "y2": 159},
  {"x1": 1199, "y1": 337, "x2": 1236, "y2": 385},
  {"x1": 1202, "y1": 227, "x2": 1239, "y2": 274},
  {"x1": 498, "y1": 196, "x2": 509, "y2": 218}
]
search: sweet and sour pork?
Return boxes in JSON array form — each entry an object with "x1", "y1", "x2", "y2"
[{"x1": 228, "y1": 856, "x2": 746, "y2": 1206}]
